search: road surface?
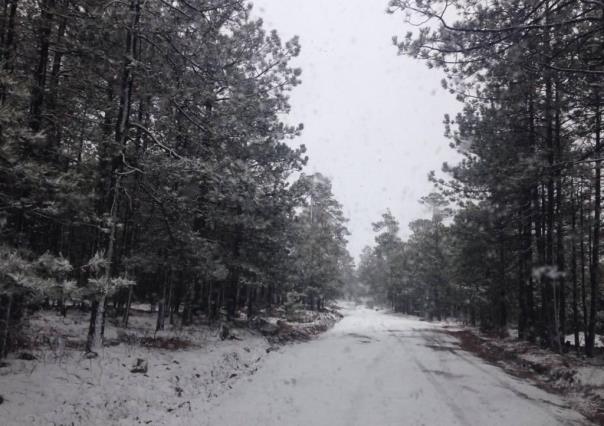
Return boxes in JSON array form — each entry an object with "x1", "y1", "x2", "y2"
[{"x1": 195, "y1": 304, "x2": 589, "y2": 426}]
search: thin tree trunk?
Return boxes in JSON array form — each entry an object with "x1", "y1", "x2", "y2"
[
  {"x1": 156, "y1": 268, "x2": 168, "y2": 332},
  {"x1": 581, "y1": 185, "x2": 589, "y2": 337},
  {"x1": 29, "y1": 0, "x2": 55, "y2": 132},
  {"x1": 586, "y1": 100, "x2": 601, "y2": 357},
  {"x1": 246, "y1": 285, "x2": 254, "y2": 320},
  {"x1": 86, "y1": 176, "x2": 121, "y2": 354},
  {"x1": 554, "y1": 84, "x2": 565, "y2": 347},
  {"x1": 571, "y1": 182, "x2": 580, "y2": 351},
  {"x1": 46, "y1": 13, "x2": 65, "y2": 158},
  {"x1": 207, "y1": 280, "x2": 214, "y2": 323},
  {"x1": 1, "y1": 0, "x2": 16, "y2": 64},
  {"x1": 167, "y1": 271, "x2": 175, "y2": 325},
  {"x1": 1, "y1": 294, "x2": 13, "y2": 358},
  {"x1": 122, "y1": 284, "x2": 133, "y2": 328}
]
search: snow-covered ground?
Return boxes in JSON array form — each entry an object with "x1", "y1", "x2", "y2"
[
  {"x1": 0, "y1": 305, "x2": 592, "y2": 425},
  {"x1": 454, "y1": 326, "x2": 604, "y2": 421},
  {"x1": 564, "y1": 332, "x2": 604, "y2": 349},
  {"x1": 193, "y1": 304, "x2": 590, "y2": 426},
  {"x1": 0, "y1": 311, "x2": 270, "y2": 425}
]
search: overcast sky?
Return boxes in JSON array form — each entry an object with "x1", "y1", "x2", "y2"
[{"x1": 252, "y1": 0, "x2": 461, "y2": 260}]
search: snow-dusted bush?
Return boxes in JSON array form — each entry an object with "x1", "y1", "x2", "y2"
[{"x1": 0, "y1": 246, "x2": 75, "y2": 357}]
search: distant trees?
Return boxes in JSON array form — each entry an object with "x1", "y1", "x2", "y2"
[
  {"x1": 0, "y1": 1, "x2": 350, "y2": 357},
  {"x1": 359, "y1": 199, "x2": 451, "y2": 319},
  {"x1": 290, "y1": 173, "x2": 352, "y2": 311},
  {"x1": 374, "y1": 0, "x2": 604, "y2": 354},
  {"x1": 360, "y1": 211, "x2": 405, "y2": 311}
]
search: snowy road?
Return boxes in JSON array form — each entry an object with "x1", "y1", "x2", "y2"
[{"x1": 193, "y1": 304, "x2": 589, "y2": 426}]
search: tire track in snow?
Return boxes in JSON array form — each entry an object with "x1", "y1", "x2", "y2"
[
  {"x1": 414, "y1": 327, "x2": 587, "y2": 426},
  {"x1": 193, "y1": 306, "x2": 590, "y2": 426},
  {"x1": 391, "y1": 329, "x2": 471, "y2": 426}
]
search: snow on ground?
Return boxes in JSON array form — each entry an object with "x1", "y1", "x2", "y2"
[
  {"x1": 188, "y1": 303, "x2": 590, "y2": 426},
  {"x1": 0, "y1": 305, "x2": 592, "y2": 425},
  {"x1": 452, "y1": 327, "x2": 604, "y2": 421},
  {"x1": 0, "y1": 310, "x2": 269, "y2": 425},
  {"x1": 564, "y1": 333, "x2": 604, "y2": 349}
]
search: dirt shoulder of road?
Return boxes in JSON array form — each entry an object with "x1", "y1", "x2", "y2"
[{"x1": 443, "y1": 327, "x2": 604, "y2": 425}]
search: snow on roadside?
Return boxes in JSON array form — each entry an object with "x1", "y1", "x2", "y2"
[
  {"x1": 445, "y1": 326, "x2": 604, "y2": 424},
  {"x1": 261, "y1": 308, "x2": 343, "y2": 344},
  {"x1": 0, "y1": 311, "x2": 268, "y2": 425},
  {"x1": 0, "y1": 306, "x2": 343, "y2": 425},
  {"x1": 564, "y1": 333, "x2": 604, "y2": 349}
]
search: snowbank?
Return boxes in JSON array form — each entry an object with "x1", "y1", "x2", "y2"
[{"x1": 254, "y1": 308, "x2": 343, "y2": 344}]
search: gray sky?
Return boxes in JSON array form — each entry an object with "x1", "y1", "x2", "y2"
[{"x1": 252, "y1": 0, "x2": 461, "y2": 260}]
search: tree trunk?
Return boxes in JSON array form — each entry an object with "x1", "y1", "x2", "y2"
[
  {"x1": 581, "y1": 185, "x2": 589, "y2": 337},
  {"x1": 122, "y1": 284, "x2": 133, "y2": 328},
  {"x1": 586, "y1": 100, "x2": 601, "y2": 357},
  {"x1": 46, "y1": 12, "x2": 65, "y2": 158},
  {"x1": 29, "y1": 0, "x2": 55, "y2": 132},
  {"x1": 207, "y1": 280, "x2": 215, "y2": 323},
  {"x1": 0, "y1": 294, "x2": 13, "y2": 358},
  {"x1": 86, "y1": 176, "x2": 120, "y2": 353},
  {"x1": 554, "y1": 85, "x2": 565, "y2": 347},
  {"x1": 571, "y1": 182, "x2": 580, "y2": 351},
  {"x1": 246, "y1": 285, "x2": 254, "y2": 320},
  {"x1": 156, "y1": 269, "x2": 168, "y2": 332},
  {"x1": 0, "y1": 0, "x2": 16, "y2": 104},
  {"x1": 518, "y1": 221, "x2": 527, "y2": 339},
  {"x1": 1, "y1": 0, "x2": 16, "y2": 64}
]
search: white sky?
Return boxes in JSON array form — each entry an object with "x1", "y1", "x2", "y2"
[{"x1": 252, "y1": 0, "x2": 461, "y2": 260}]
